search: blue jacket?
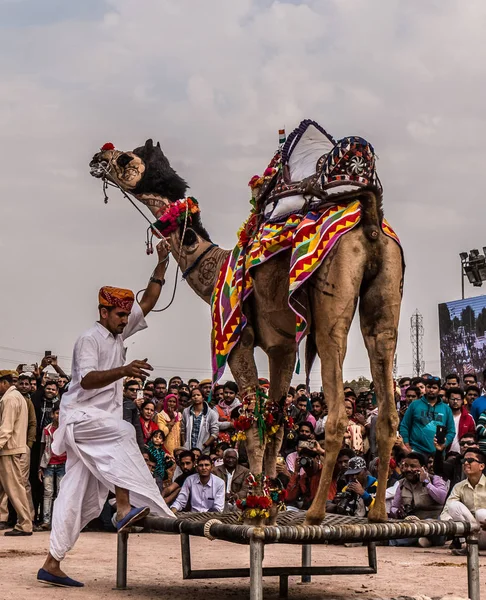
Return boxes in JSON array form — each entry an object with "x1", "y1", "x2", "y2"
[
  {"x1": 399, "y1": 396, "x2": 455, "y2": 455},
  {"x1": 470, "y1": 395, "x2": 486, "y2": 423}
]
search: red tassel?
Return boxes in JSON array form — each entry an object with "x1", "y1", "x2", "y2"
[{"x1": 101, "y1": 142, "x2": 115, "y2": 151}]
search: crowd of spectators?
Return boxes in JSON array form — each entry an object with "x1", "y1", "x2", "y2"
[{"x1": 1, "y1": 356, "x2": 486, "y2": 554}]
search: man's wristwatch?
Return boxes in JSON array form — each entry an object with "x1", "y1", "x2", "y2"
[{"x1": 150, "y1": 277, "x2": 165, "y2": 286}]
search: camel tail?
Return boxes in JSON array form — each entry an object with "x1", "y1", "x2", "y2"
[
  {"x1": 359, "y1": 188, "x2": 384, "y2": 243},
  {"x1": 305, "y1": 332, "x2": 317, "y2": 391}
]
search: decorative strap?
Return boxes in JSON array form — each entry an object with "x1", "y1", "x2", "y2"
[
  {"x1": 203, "y1": 519, "x2": 220, "y2": 540},
  {"x1": 182, "y1": 244, "x2": 218, "y2": 280}
]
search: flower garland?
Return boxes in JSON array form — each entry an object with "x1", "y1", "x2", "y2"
[
  {"x1": 232, "y1": 389, "x2": 293, "y2": 443},
  {"x1": 236, "y1": 474, "x2": 287, "y2": 520},
  {"x1": 156, "y1": 197, "x2": 200, "y2": 235}
]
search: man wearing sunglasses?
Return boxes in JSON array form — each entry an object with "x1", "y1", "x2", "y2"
[
  {"x1": 434, "y1": 432, "x2": 478, "y2": 496},
  {"x1": 441, "y1": 448, "x2": 486, "y2": 554}
]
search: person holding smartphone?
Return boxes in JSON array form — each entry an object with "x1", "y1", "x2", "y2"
[{"x1": 399, "y1": 376, "x2": 455, "y2": 457}]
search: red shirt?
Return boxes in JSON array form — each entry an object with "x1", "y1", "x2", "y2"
[
  {"x1": 140, "y1": 418, "x2": 159, "y2": 444},
  {"x1": 41, "y1": 423, "x2": 67, "y2": 465}
]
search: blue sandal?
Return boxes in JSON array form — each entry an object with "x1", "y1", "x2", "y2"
[
  {"x1": 37, "y1": 568, "x2": 84, "y2": 587},
  {"x1": 117, "y1": 506, "x2": 150, "y2": 533}
]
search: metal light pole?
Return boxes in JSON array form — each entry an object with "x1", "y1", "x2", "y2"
[{"x1": 460, "y1": 252, "x2": 468, "y2": 300}]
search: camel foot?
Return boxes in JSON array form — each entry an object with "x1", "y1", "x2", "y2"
[
  {"x1": 303, "y1": 510, "x2": 324, "y2": 526},
  {"x1": 367, "y1": 505, "x2": 388, "y2": 523}
]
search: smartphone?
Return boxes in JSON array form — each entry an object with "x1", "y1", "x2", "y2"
[
  {"x1": 49, "y1": 373, "x2": 60, "y2": 381},
  {"x1": 436, "y1": 425, "x2": 447, "y2": 445},
  {"x1": 23, "y1": 364, "x2": 35, "y2": 373},
  {"x1": 136, "y1": 390, "x2": 144, "y2": 401},
  {"x1": 45, "y1": 350, "x2": 52, "y2": 357}
]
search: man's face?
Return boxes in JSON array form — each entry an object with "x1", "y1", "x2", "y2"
[
  {"x1": 425, "y1": 384, "x2": 440, "y2": 401},
  {"x1": 223, "y1": 450, "x2": 238, "y2": 470},
  {"x1": 401, "y1": 458, "x2": 422, "y2": 481},
  {"x1": 180, "y1": 456, "x2": 195, "y2": 473},
  {"x1": 416, "y1": 382, "x2": 426, "y2": 395},
  {"x1": 445, "y1": 378, "x2": 459, "y2": 389},
  {"x1": 462, "y1": 452, "x2": 485, "y2": 479},
  {"x1": 154, "y1": 383, "x2": 167, "y2": 399},
  {"x1": 400, "y1": 379, "x2": 411, "y2": 389},
  {"x1": 297, "y1": 399, "x2": 308, "y2": 413},
  {"x1": 312, "y1": 400, "x2": 324, "y2": 418},
  {"x1": 405, "y1": 389, "x2": 418, "y2": 403},
  {"x1": 346, "y1": 468, "x2": 367, "y2": 487},
  {"x1": 336, "y1": 454, "x2": 350, "y2": 472},
  {"x1": 0, "y1": 379, "x2": 11, "y2": 397},
  {"x1": 201, "y1": 383, "x2": 212, "y2": 398},
  {"x1": 58, "y1": 376, "x2": 68, "y2": 389},
  {"x1": 296, "y1": 388, "x2": 307, "y2": 398},
  {"x1": 223, "y1": 388, "x2": 236, "y2": 404},
  {"x1": 143, "y1": 388, "x2": 154, "y2": 400},
  {"x1": 30, "y1": 379, "x2": 37, "y2": 393},
  {"x1": 299, "y1": 425, "x2": 313, "y2": 440},
  {"x1": 214, "y1": 388, "x2": 224, "y2": 402},
  {"x1": 44, "y1": 384, "x2": 58, "y2": 400},
  {"x1": 124, "y1": 383, "x2": 139, "y2": 400},
  {"x1": 189, "y1": 381, "x2": 199, "y2": 391},
  {"x1": 16, "y1": 378, "x2": 31, "y2": 396},
  {"x1": 101, "y1": 307, "x2": 130, "y2": 335},
  {"x1": 466, "y1": 389, "x2": 480, "y2": 405},
  {"x1": 197, "y1": 459, "x2": 212, "y2": 478},
  {"x1": 464, "y1": 376, "x2": 476, "y2": 388},
  {"x1": 459, "y1": 437, "x2": 477, "y2": 456},
  {"x1": 170, "y1": 378, "x2": 182, "y2": 389},
  {"x1": 448, "y1": 393, "x2": 463, "y2": 411}
]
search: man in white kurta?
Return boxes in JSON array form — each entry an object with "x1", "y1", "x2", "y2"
[{"x1": 39, "y1": 243, "x2": 174, "y2": 588}]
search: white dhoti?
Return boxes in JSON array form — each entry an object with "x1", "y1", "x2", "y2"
[{"x1": 50, "y1": 408, "x2": 174, "y2": 561}]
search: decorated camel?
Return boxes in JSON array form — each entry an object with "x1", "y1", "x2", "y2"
[{"x1": 89, "y1": 120, "x2": 404, "y2": 525}]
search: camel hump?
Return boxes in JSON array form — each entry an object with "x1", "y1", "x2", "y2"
[{"x1": 358, "y1": 188, "x2": 383, "y2": 243}]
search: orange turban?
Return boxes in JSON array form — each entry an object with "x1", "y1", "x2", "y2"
[{"x1": 98, "y1": 287, "x2": 135, "y2": 311}]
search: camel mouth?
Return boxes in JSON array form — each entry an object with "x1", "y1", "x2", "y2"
[{"x1": 89, "y1": 159, "x2": 109, "y2": 179}]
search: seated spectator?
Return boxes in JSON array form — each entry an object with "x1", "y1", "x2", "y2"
[
  {"x1": 286, "y1": 422, "x2": 324, "y2": 474},
  {"x1": 157, "y1": 394, "x2": 182, "y2": 454},
  {"x1": 181, "y1": 387, "x2": 219, "y2": 454},
  {"x1": 329, "y1": 456, "x2": 377, "y2": 517},
  {"x1": 146, "y1": 430, "x2": 174, "y2": 492},
  {"x1": 213, "y1": 442, "x2": 230, "y2": 467},
  {"x1": 441, "y1": 448, "x2": 486, "y2": 554},
  {"x1": 38, "y1": 402, "x2": 66, "y2": 530},
  {"x1": 213, "y1": 448, "x2": 250, "y2": 511},
  {"x1": 163, "y1": 450, "x2": 197, "y2": 505},
  {"x1": 328, "y1": 448, "x2": 355, "y2": 501},
  {"x1": 434, "y1": 432, "x2": 478, "y2": 495},
  {"x1": 122, "y1": 379, "x2": 144, "y2": 451},
  {"x1": 399, "y1": 377, "x2": 455, "y2": 456},
  {"x1": 139, "y1": 400, "x2": 159, "y2": 445},
  {"x1": 215, "y1": 381, "x2": 241, "y2": 440},
  {"x1": 447, "y1": 388, "x2": 476, "y2": 453},
  {"x1": 286, "y1": 451, "x2": 322, "y2": 510},
  {"x1": 290, "y1": 395, "x2": 316, "y2": 429},
  {"x1": 390, "y1": 452, "x2": 447, "y2": 546},
  {"x1": 343, "y1": 397, "x2": 366, "y2": 455},
  {"x1": 171, "y1": 455, "x2": 225, "y2": 513}
]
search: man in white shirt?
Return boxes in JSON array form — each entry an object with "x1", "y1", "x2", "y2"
[
  {"x1": 38, "y1": 242, "x2": 174, "y2": 588},
  {"x1": 171, "y1": 455, "x2": 225, "y2": 513}
]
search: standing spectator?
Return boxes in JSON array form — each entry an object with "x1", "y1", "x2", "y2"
[
  {"x1": 212, "y1": 385, "x2": 224, "y2": 406},
  {"x1": 441, "y1": 448, "x2": 486, "y2": 554},
  {"x1": 399, "y1": 377, "x2": 455, "y2": 456},
  {"x1": 311, "y1": 396, "x2": 327, "y2": 438},
  {"x1": 56, "y1": 375, "x2": 70, "y2": 397},
  {"x1": 153, "y1": 377, "x2": 167, "y2": 412},
  {"x1": 122, "y1": 379, "x2": 144, "y2": 451},
  {"x1": 157, "y1": 394, "x2": 182, "y2": 455},
  {"x1": 146, "y1": 430, "x2": 174, "y2": 492},
  {"x1": 139, "y1": 400, "x2": 158, "y2": 445},
  {"x1": 181, "y1": 387, "x2": 219, "y2": 454},
  {"x1": 398, "y1": 386, "x2": 420, "y2": 421},
  {"x1": 410, "y1": 377, "x2": 426, "y2": 397},
  {"x1": 447, "y1": 388, "x2": 476, "y2": 453},
  {"x1": 344, "y1": 397, "x2": 366, "y2": 454},
  {"x1": 0, "y1": 371, "x2": 32, "y2": 536},
  {"x1": 291, "y1": 395, "x2": 316, "y2": 428},
  {"x1": 168, "y1": 376, "x2": 183, "y2": 389},
  {"x1": 39, "y1": 402, "x2": 66, "y2": 530},
  {"x1": 199, "y1": 379, "x2": 212, "y2": 403},
  {"x1": 215, "y1": 381, "x2": 241, "y2": 438},
  {"x1": 463, "y1": 373, "x2": 478, "y2": 389},
  {"x1": 188, "y1": 379, "x2": 199, "y2": 391},
  {"x1": 213, "y1": 448, "x2": 250, "y2": 511},
  {"x1": 171, "y1": 455, "x2": 225, "y2": 513},
  {"x1": 468, "y1": 386, "x2": 484, "y2": 420},
  {"x1": 444, "y1": 373, "x2": 460, "y2": 389}
]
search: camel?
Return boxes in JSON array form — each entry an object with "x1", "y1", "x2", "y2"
[{"x1": 89, "y1": 130, "x2": 403, "y2": 525}]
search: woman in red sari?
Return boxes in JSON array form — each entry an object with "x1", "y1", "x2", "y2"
[{"x1": 140, "y1": 400, "x2": 159, "y2": 445}]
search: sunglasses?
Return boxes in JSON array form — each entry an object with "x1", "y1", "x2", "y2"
[
  {"x1": 127, "y1": 387, "x2": 139, "y2": 392},
  {"x1": 460, "y1": 441, "x2": 476, "y2": 447},
  {"x1": 461, "y1": 457, "x2": 483, "y2": 465}
]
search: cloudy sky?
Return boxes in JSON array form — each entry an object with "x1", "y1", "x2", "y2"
[{"x1": 1, "y1": 0, "x2": 485, "y2": 386}]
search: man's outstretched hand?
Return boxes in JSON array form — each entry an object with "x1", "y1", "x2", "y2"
[{"x1": 124, "y1": 359, "x2": 153, "y2": 379}]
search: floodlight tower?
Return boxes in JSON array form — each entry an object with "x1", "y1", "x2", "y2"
[{"x1": 410, "y1": 310, "x2": 424, "y2": 377}]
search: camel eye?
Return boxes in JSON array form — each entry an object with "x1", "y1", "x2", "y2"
[{"x1": 117, "y1": 153, "x2": 133, "y2": 168}]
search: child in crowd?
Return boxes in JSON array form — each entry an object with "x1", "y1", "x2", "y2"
[
  {"x1": 38, "y1": 402, "x2": 66, "y2": 530},
  {"x1": 146, "y1": 430, "x2": 175, "y2": 492}
]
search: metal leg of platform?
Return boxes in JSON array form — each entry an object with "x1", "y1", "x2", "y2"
[
  {"x1": 467, "y1": 534, "x2": 480, "y2": 600},
  {"x1": 181, "y1": 532, "x2": 192, "y2": 579},
  {"x1": 116, "y1": 532, "x2": 129, "y2": 590},
  {"x1": 367, "y1": 542, "x2": 377, "y2": 572},
  {"x1": 250, "y1": 537, "x2": 264, "y2": 600},
  {"x1": 279, "y1": 574, "x2": 289, "y2": 598},
  {"x1": 301, "y1": 544, "x2": 311, "y2": 583}
]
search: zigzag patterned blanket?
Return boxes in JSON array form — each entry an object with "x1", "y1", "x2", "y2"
[{"x1": 210, "y1": 201, "x2": 400, "y2": 384}]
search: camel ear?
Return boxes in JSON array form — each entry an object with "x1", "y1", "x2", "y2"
[
  {"x1": 157, "y1": 141, "x2": 161, "y2": 148},
  {"x1": 117, "y1": 153, "x2": 133, "y2": 168},
  {"x1": 145, "y1": 139, "x2": 154, "y2": 153}
]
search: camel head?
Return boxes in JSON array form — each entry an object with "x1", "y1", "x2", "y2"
[{"x1": 89, "y1": 139, "x2": 212, "y2": 252}]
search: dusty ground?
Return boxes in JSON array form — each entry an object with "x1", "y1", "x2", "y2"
[{"x1": 0, "y1": 531, "x2": 484, "y2": 599}]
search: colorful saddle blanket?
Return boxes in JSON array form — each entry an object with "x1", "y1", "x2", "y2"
[{"x1": 210, "y1": 200, "x2": 400, "y2": 384}]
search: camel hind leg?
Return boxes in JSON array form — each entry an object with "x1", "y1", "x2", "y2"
[{"x1": 359, "y1": 239, "x2": 403, "y2": 523}]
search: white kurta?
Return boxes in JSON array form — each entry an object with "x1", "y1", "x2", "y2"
[{"x1": 50, "y1": 303, "x2": 174, "y2": 561}]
